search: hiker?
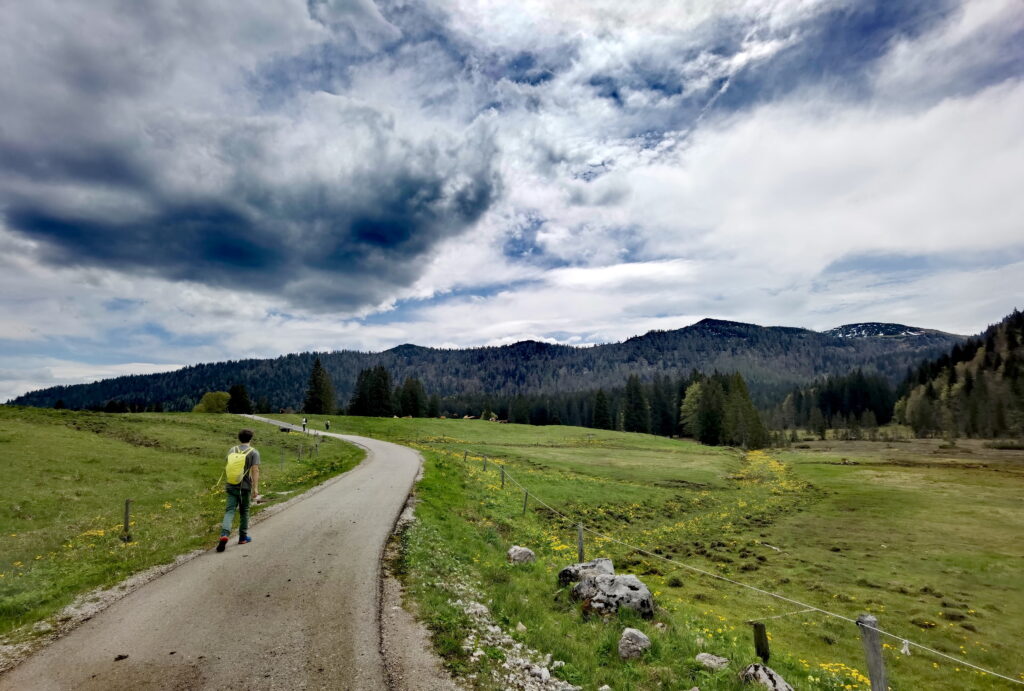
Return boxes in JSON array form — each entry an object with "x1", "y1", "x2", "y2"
[
  {"x1": 302, "y1": 417, "x2": 308, "y2": 432},
  {"x1": 217, "y1": 429, "x2": 260, "y2": 552},
  {"x1": 325, "y1": 420, "x2": 330, "y2": 432}
]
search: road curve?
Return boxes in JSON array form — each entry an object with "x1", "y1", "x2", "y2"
[{"x1": 1, "y1": 417, "x2": 421, "y2": 691}]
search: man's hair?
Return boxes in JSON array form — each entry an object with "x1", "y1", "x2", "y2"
[{"x1": 238, "y1": 429, "x2": 254, "y2": 443}]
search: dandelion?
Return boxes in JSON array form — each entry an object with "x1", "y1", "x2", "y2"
[{"x1": 13, "y1": 561, "x2": 23, "y2": 567}]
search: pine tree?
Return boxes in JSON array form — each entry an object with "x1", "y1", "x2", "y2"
[
  {"x1": 227, "y1": 384, "x2": 254, "y2": 414},
  {"x1": 399, "y1": 377, "x2": 427, "y2": 417},
  {"x1": 593, "y1": 390, "x2": 612, "y2": 429},
  {"x1": 623, "y1": 375, "x2": 650, "y2": 433},
  {"x1": 303, "y1": 357, "x2": 336, "y2": 414},
  {"x1": 427, "y1": 394, "x2": 440, "y2": 418}
]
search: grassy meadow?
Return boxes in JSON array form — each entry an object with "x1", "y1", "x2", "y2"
[
  {"x1": 284, "y1": 414, "x2": 1023, "y2": 690},
  {"x1": 0, "y1": 407, "x2": 362, "y2": 639}
]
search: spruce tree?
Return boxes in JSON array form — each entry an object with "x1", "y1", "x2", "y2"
[
  {"x1": 593, "y1": 390, "x2": 612, "y2": 429},
  {"x1": 623, "y1": 375, "x2": 651, "y2": 433},
  {"x1": 227, "y1": 383, "x2": 254, "y2": 414},
  {"x1": 399, "y1": 377, "x2": 427, "y2": 417},
  {"x1": 303, "y1": 357, "x2": 336, "y2": 414}
]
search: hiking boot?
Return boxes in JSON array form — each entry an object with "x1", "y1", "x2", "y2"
[
  {"x1": 216, "y1": 536, "x2": 228, "y2": 552},
  {"x1": 239, "y1": 534, "x2": 252, "y2": 545}
]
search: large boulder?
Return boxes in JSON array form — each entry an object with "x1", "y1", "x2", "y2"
[
  {"x1": 557, "y1": 557, "x2": 614, "y2": 586},
  {"x1": 573, "y1": 574, "x2": 655, "y2": 618},
  {"x1": 507, "y1": 545, "x2": 536, "y2": 564},
  {"x1": 739, "y1": 663, "x2": 794, "y2": 691},
  {"x1": 618, "y1": 628, "x2": 651, "y2": 659},
  {"x1": 696, "y1": 652, "x2": 730, "y2": 671}
]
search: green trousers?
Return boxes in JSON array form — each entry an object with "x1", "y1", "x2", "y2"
[{"x1": 220, "y1": 486, "x2": 251, "y2": 537}]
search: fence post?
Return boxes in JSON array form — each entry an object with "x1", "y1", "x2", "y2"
[
  {"x1": 483, "y1": 456, "x2": 488, "y2": 472},
  {"x1": 463, "y1": 450, "x2": 468, "y2": 463},
  {"x1": 577, "y1": 523, "x2": 585, "y2": 562},
  {"x1": 500, "y1": 466, "x2": 505, "y2": 489},
  {"x1": 121, "y1": 499, "x2": 133, "y2": 542},
  {"x1": 522, "y1": 490, "x2": 529, "y2": 515},
  {"x1": 857, "y1": 614, "x2": 889, "y2": 691},
  {"x1": 752, "y1": 622, "x2": 770, "y2": 663}
]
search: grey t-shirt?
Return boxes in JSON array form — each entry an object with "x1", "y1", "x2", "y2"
[{"x1": 227, "y1": 444, "x2": 261, "y2": 491}]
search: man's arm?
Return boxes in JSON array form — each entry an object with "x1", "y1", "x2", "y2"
[{"x1": 251, "y1": 465, "x2": 260, "y2": 496}]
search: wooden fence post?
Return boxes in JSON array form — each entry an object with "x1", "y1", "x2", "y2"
[
  {"x1": 121, "y1": 499, "x2": 133, "y2": 542},
  {"x1": 522, "y1": 490, "x2": 529, "y2": 515},
  {"x1": 483, "y1": 456, "x2": 488, "y2": 472},
  {"x1": 857, "y1": 614, "x2": 889, "y2": 691},
  {"x1": 500, "y1": 466, "x2": 505, "y2": 489},
  {"x1": 463, "y1": 450, "x2": 468, "y2": 463},
  {"x1": 577, "y1": 523, "x2": 585, "y2": 562},
  {"x1": 752, "y1": 622, "x2": 770, "y2": 663}
]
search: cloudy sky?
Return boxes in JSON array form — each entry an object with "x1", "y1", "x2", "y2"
[{"x1": 1, "y1": 0, "x2": 1023, "y2": 400}]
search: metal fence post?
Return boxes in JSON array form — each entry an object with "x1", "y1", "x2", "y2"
[
  {"x1": 577, "y1": 523, "x2": 585, "y2": 563},
  {"x1": 500, "y1": 466, "x2": 505, "y2": 489},
  {"x1": 522, "y1": 490, "x2": 529, "y2": 515}
]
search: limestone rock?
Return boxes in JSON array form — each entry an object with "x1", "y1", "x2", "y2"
[
  {"x1": 696, "y1": 652, "x2": 730, "y2": 671},
  {"x1": 617, "y1": 627, "x2": 651, "y2": 660},
  {"x1": 572, "y1": 574, "x2": 655, "y2": 618},
  {"x1": 557, "y1": 557, "x2": 614, "y2": 586},
  {"x1": 507, "y1": 545, "x2": 536, "y2": 564},
  {"x1": 598, "y1": 686, "x2": 612, "y2": 691},
  {"x1": 515, "y1": 621, "x2": 527, "y2": 633},
  {"x1": 739, "y1": 663, "x2": 794, "y2": 691}
]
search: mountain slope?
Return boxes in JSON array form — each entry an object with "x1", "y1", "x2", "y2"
[{"x1": 8, "y1": 318, "x2": 965, "y2": 412}]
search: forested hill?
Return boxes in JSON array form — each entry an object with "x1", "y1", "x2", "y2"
[
  {"x1": 9, "y1": 318, "x2": 964, "y2": 412},
  {"x1": 895, "y1": 309, "x2": 1024, "y2": 438}
]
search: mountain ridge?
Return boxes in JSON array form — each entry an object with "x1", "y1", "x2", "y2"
[{"x1": 8, "y1": 317, "x2": 967, "y2": 412}]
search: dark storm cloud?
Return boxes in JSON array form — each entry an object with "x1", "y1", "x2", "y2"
[{"x1": 0, "y1": 0, "x2": 499, "y2": 312}]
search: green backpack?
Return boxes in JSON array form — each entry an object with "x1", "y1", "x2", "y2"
[{"x1": 225, "y1": 446, "x2": 254, "y2": 485}]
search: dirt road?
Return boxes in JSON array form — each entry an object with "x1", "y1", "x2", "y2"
[{"x1": 0, "y1": 418, "x2": 421, "y2": 690}]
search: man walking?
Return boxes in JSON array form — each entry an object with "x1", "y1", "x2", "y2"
[{"x1": 217, "y1": 429, "x2": 260, "y2": 552}]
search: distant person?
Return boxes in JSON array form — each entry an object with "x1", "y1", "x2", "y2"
[
  {"x1": 217, "y1": 429, "x2": 261, "y2": 552},
  {"x1": 325, "y1": 420, "x2": 330, "y2": 432},
  {"x1": 302, "y1": 417, "x2": 308, "y2": 433}
]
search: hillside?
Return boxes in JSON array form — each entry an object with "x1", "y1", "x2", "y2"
[
  {"x1": 895, "y1": 309, "x2": 1024, "y2": 437},
  {"x1": 9, "y1": 318, "x2": 964, "y2": 413}
]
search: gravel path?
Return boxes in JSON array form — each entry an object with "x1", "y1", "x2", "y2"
[{"x1": 0, "y1": 418, "x2": 422, "y2": 691}]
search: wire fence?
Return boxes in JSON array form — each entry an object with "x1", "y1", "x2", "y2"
[{"x1": 459, "y1": 449, "x2": 1024, "y2": 688}]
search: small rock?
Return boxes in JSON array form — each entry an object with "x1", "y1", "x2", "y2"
[
  {"x1": 114, "y1": 654, "x2": 129, "y2": 661},
  {"x1": 598, "y1": 686, "x2": 612, "y2": 691},
  {"x1": 557, "y1": 557, "x2": 614, "y2": 586},
  {"x1": 552, "y1": 660, "x2": 565, "y2": 670},
  {"x1": 739, "y1": 663, "x2": 794, "y2": 691},
  {"x1": 696, "y1": 652, "x2": 730, "y2": 671},
  {"x1": 516, "y1": 622, "x2": 527, "y2": 633},
  {"x1": 507, "y1": 545, "x2": 536, "y2": 564},
  {"x1": 654, "y1": 622, "x2": 667, "y2": 631},
  {"x1": 695, "y1": 636, "x2": 706, "y2": 648},
  {"x1": 617, "y1": 627, "x2": 651, "y2": 660},
  {"x1": 32, "y1": 621, "x2": 53, "y2": 633}
]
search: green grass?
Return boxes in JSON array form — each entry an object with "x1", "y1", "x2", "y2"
[
  {"x1": 289, "y1": 414, "x2": 1024, "y2": 690},
  {"x1": 0, "y1": 407, "x2": 363, "y2": 638}
]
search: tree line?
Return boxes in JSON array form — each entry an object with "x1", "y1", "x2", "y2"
[{"x1": 13, "y1": 318, "x2": 962, "y2": 414}]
